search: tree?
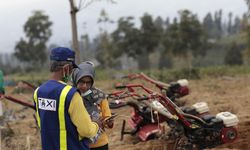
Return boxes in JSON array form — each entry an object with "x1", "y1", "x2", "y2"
[
  {"x1": 112, "y1": 14, "x2": 161, "y2": 70},
  {"x1": 160, "y1": 18, "x2": 179, "y2": 69},
  {"x1": 162, "y1": 10, "x2": 208, "y2": 68},
  {"x1": 245, "y1": 0, "x2": 250, "y2": 12},
  {"x1": 138, "y1": 13, "x2": 161, "y2": 69},
  {"x1": 95, "y1": 9, "x2": 117, "y2": 68},
  {"x1": 232, "y1": 16, "x2": 241, "y2": 34},
  {"x1": 158, "y1": 51, "x2": 173, "y2": 69},
  {"x1": 112, "y1": 16, "x2": 141, "y2": 61},
  {"x1": 154, "y1": 16, "x2": 172, "y2": 69},
  {"x1": 97, "y1": 9, "x2": 114, "y2": 28},
  {"x1": 203, "y1": 13, "x2": 214, "y2": 38},
  {"x1": 224, "y1": 42, "x2": 243, "y2": 65},
  {"x1": 172, "y1": 10, "x2": 207, "y2": 57},
  {"x1": 164, "y1": 17, "x2": 170, "y2": 29},
  {"x1": 14, "y1": 11, "x2": 52, "y2": 69},
  {"x1": 95, "y1": 34, "x2": 115, "y2": 68},
  {"x1": 214, "y1": 9, "x2": 223, "y2": 38},
  {"x1": 68, "y1": 0, "x2": 117, "y2": 64},
  {"x1": 154, "y1": 16, "x2": 164, "y2": 35},
  {"x1": 228, "y1": 12, "x2": 233, "y2": 35},
  {"x1": 243, "y1": 0, "x2": 250, "y2": 61},
  {"x1": 69, "y1": 0, "x2": 80, "y2": 63}
]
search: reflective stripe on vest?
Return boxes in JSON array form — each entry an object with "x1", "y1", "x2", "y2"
[
  {"x1": 34, "y1": 88, "x2": 40, "y2": 128},
  {"x1": 59, "y1": 85, "x2": 72, "y2": 150}
]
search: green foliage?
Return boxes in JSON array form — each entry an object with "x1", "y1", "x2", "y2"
[
  {"x1": 95, "y1": 33, "x2": 118, "y2": 68},
  {"x1": 0, "y1": 70, "x2": 5, "y2": 94},
  {"x1": 142, "y1": 66, "x2": 250, "y2": 82},
  {"x1": 163, "y1": 10, "x2": 208, "y2": 59},
  {"x1": 14, "y1": 10, "x2": 52, "y2": 69},
  {"x1": 112, "y1": 17, "x2": 140, "y2": 57},
  {"x1": 111, "y1": 16, "x2": 142, "y2": 69},
  {"x1": 203, "y1": 13, "x2": 214, "y2": 38},
  {"x1": 111, "y1": 13, "x2": 161, "y2": 70},
  {"x1": 227, "y1": 12, "x2": 233, "y2": 34},
  {"x1": 179, "y1": 10, "x2": 208, "y2": 57},
  {"x1": 7, "y1": 66, "x2": 250, "y2": 88},
  {"x1": 138, "y1": 13, "x2": 161, "y2": 69},
  {"x1": 158, "y1": 52, "x2": 173, "y2": 69},
  {"x1": 96, "y1": 9, "x2": 247, "y2": 69},
  {"x1": 85, "y1": 9, "x2": 246, "y2": 69},
  {"x1": 243, "y1": 13, "x2": 250, "y2": 61},
  {"x1": 95, "y1": 9, "x2": 121, "y2": 68},
  {"x1": 154, "y1": 16, "x2": 164, "y2": 37},
  {"x1": 15, "y1": 40, "x2": 47, "y2": 67},
  {"x1": 144, "y1": 68, "x2": 200, "y2": 83},
  {"x1": 0, "y1": 64, "x2": 22, "y2": 75},
  {"x1": 224, "y1": 42, "x2": 243, "y2": 65},
  {"x1": 140, "y1": 13, "x2": 160, "y2": 54},
  {"x1": 213, "y1": 10, "x2": 223, "y2": 39},
  {"x1": 7, "y1": 70, "x2": 50, "y2": 86},
  {"x1": 97, "y1": 9, "x2": 114, "y2": 24},
  {"x1": 24, "y1": 11, "x2": 52, "y2": 43}
]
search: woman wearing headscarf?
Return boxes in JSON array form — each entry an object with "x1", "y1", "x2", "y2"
[{"x1": 72, "y1": 61, "x2": 114, "y2": 150}]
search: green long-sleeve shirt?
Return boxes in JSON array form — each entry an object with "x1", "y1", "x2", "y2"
[{"x1": 0, "y1": 70, "x2": 5, "y2": 94}]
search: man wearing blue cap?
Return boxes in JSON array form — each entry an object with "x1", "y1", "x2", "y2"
[{"x1": 33, "y1": 47, "x2": 99, "y2": 150}]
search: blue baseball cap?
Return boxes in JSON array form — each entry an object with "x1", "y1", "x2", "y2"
[{"x1": 50, "y1": 47, "x2": 78, "y2": 68}]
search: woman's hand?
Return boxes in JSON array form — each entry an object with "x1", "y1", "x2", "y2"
[
  {"x1": 103, "y1": 118, "x2": 114, "y2": 128},
  {"x1": 102, "y1": 114, "x2": 117, "y2": 128}
]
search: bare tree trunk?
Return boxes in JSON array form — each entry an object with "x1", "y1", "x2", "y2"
[{"x1": 69, "y1": 0, "x2": 80, "y2": 64}]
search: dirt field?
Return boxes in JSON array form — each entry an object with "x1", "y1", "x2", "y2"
[{"x1": 1, "y1": 74, "x2": 250, "y2": 150}]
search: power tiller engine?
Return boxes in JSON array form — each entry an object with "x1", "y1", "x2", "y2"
[
  {"x1": 174, "y1": 102, "x2": 239, "y2": 149},
  {"x1": 114, "y1": 83, "x2": 239, "y2": 149}
]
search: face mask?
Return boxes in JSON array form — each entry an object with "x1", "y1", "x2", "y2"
[
  {"x1": 62, "y1": 64, "x2": 70, "y2": 83},
  {"x1": 81, "y1": 89, "x2": 92, "y2": 97},
  {"x1": 62, "y1": 75, "x2": 70, "y2": 83}
]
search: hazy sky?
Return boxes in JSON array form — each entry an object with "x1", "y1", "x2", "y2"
[{"x1": 0, "y1": 0, "x2": 247, "y2": 53}]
